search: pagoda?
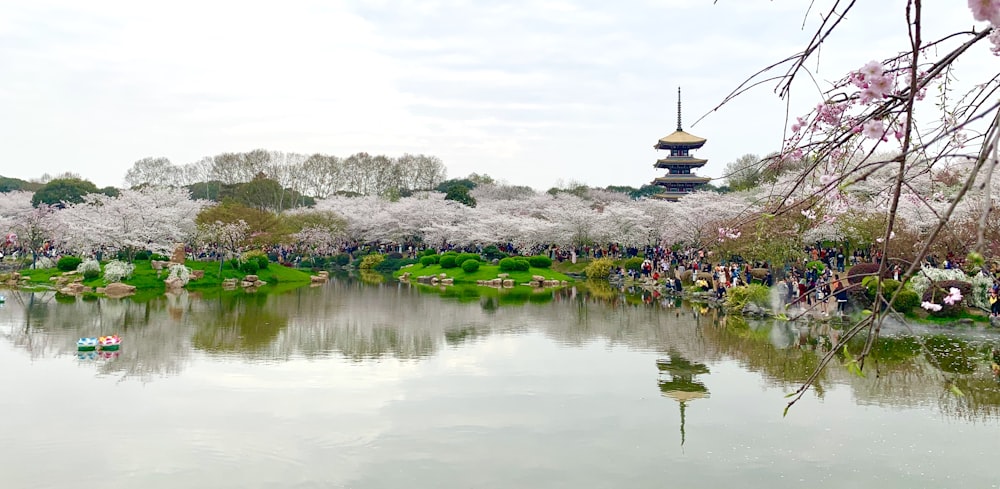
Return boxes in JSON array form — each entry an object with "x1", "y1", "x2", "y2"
[{"x1": 651, "y1": 88, "x2": 711, "y2": 201}]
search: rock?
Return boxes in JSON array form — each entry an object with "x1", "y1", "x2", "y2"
[
  {"x1": 151, "y1": 260, "x2": 166, "y2": 270},
  {"x1": 431, "y1": 277, "x2": 439, "y2": 285},
  {"x1": 991, "y1": 316, "x2": 1000, "y2": 328},
  {"x1": 240, "y1": 281, "x2": 254, "y2": 288},
  {"x1": 560, "y1": 281, "x2": 568, "y2": 286},
  {"x1": 311, "y1": 275, "x2": 326, "y2": 283},
  {"x1": 502, "y1": 279, "x2": 514, "y2": 287},
  {"x1": 222, "y1": 278, "x2": 238, "y2": 286},
  {"x1": 10, "y1": 272, "x2": 20, "y2": 280},
  {"x1": 439, "y1": 273, "x2": 447, "y2": 279},
  {"x1": 476, "y1": 280, "x2": 484, "y2": 285},
  {"x1": 244, "y1": 274, "x2": 259, "y2": 282},
  {"x1": 957, "y1": 318, "x2": 974, "y2": 326},
  {"x1": 400, "y1": 272, "x2": 411, "y2": 281},
  {"x1": 254, "y1": 280, "x2": 266, "y2": 287},
  {"x1": 191, "y1": 270, "x2": 205, "y2": 280},
  {"x1": 498, "y1": 273, "x2": 509, "y2": 279},
  {"x1": 62, "y1": 271, "x2": 77, "y2": 276},
  {"x1": 59, "y1": 283, "x2": 90, "y2": 295},
  {"x1": 104, "y1": 282, "x2": 136, "y2": 298},
  {"x1": 169, "y1": 243, "x2": 186, "y2": 265},
  {"x1": 164, "y1": 277, "x2": 184, "y2": 289},
  {"x1": 317, "y1": 270, "x2": 329, "y2": 278},
  {"x1": 96, "y1": 287, "x2": 105, "y2": 293},
  {"x1": 441, "y1": 278, "x2": 454, "y2": 285},
  {"x1": 532, "y1": 275, "x2": 545, "y2": 282}
]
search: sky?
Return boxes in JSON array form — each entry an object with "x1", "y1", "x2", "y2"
[{"x1": 0, "y1": 0, "x2": 993, "y2": 190}]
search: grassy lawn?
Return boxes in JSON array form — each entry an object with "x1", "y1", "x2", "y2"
[
  {"x1": 17, "y1": 259, "x2": 314, "y2": 293},
  {"x1": 551, "y1": 259, "x2": 590, "y2": 275},
  {"x1": 903, "y1": 307, "x2": 991, "y2": 325},
  {"x1": 394, "y1": 263, "x2": 572, "y2": 284}
]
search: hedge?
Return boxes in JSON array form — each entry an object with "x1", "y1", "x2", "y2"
[
  {"x1": 461, "y1": 260, "x2": 480, "y2": 273},
  {"x1": 527, "y1": 255, "x2": 552, "y2": 268}
]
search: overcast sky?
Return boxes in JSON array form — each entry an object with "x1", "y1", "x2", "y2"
[{"x1": 0, "y1": 1, "x2": 991, "y2": 190}]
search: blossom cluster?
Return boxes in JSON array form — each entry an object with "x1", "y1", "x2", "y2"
[
  {"x1": 103, "y1": 260, "x2": 135, "y2": 283},
  {"x1": 968, "y1": 0, "x2": 1000, "y2": 55},
  {"x1": 717, "y1": 227, "x2": 741, "y2": 242}
]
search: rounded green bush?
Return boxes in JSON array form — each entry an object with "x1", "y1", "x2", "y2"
[
  {"x1": 422, "y1": 248, "x2": 437, "y2": 257},
  {"x1": 83, "y1": 268, "x2": 100, "y2": 280},
  {"x1": 134, "y1": 251, "x2": 151, "y2": 261},
  {"x1": 455, "y1": 253, "x2": 480, "y2": 266},
  {"x1": 527, "y1": 255, "x2": 552, "y2": 268},
  {"x1": 440, "y1": 255, "x2": 458, "y2": 269},
  {"x1": 499, "y1": 257, "x2": 519, "y2": 272},
  {"x1": 461, "y1": 260, "x2": 480, "y2": 273},
  {"x1": 57, "y1": 256, "x2": 83, "y2": 271},
  {"x1": 420, "y1": 256, "x2": 438, "y2": 266},
  {"x1": 334, "y1": 254, "x2": 350, "y2": 266},
  {"x1": 622, "y1": 257, "x2": 643, "y2": 271},
  {"x1": 891, "y1": 289, "x2": 920, "y2": 314},
  {"x1": 240, "y1": 260, "x2": 259, "y2": 274},
  {"x1": 514, "y1": 258, "x2": 530, "y2": 271}
]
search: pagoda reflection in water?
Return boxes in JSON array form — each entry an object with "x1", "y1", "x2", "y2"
[{"x1": 657, "y1": 351, "x2": 710, "y2": 446}]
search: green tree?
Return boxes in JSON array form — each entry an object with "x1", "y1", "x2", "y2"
[
  {"x1": 444, "y1": 184, "x2": 477, "y2": 207},
  {"x1": 31, "y1": 178, "x2": 100, "y2": 207},
  {"x1": 723, "y1": 153, "x2": 763, "y2": 191}
]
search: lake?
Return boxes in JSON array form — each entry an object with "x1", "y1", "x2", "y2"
[{"x1": 1, "y1": 278, "x2": 998, "y2": 488}]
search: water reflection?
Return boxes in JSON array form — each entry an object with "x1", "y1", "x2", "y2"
[{"x1": 2, "y1": 277, "x2": 1000, "y2": 421}]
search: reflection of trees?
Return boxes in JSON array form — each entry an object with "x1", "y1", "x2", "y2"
[{"x1": 3, "y1": 278, "x2": 1000, "y2": 421}]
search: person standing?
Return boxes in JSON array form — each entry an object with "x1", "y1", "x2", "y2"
[{"x1": 832, "y1": 274, "x2": 848, "y2": 314}]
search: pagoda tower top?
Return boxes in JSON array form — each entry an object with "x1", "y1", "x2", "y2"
[{"x1": 654, "y1": 87, "x2": 707, "y2": 149}]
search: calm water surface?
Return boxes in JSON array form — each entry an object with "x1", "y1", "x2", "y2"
[{"x1": 1, "y1": 279, "x2": 998, "y2": 488}]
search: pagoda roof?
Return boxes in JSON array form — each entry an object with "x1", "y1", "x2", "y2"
[
  {"x1": 655, "y1": 157, "x2": 708, "y2": 168},
  {"x1": 653, "y1": 175, "x2": 712, "y2": 184},
  {"x1": 655, "y1": 130, "x2": 707, "y2": 149}
]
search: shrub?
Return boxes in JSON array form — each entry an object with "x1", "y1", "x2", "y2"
[
  {"x1": 240, "y1": 260, "x2": 259, "y2": 274},
  {"x1": 622, "y1": 257, "x2": 643, "y2": 271},
  {"x1": 167, "y1": 263, "x2": 192, "y2": 286},
  {"x1": 333, "y1": 254, "x2": 350, "y2": 266},
  {"x1": 360, "y1": 253, "x2": 385, "y2": 270},
  {"x1": 150, "y1": 254, "x2": 169, "y2": 261},
  {"x1": 422, "y1": 248, "x2": 438, "y2": 257},
  {"x1": 499, "y1": 257, "x2": 519, "y2": 272},
  {"x1": 863, "y1": 277, "x2": 900, "y2": 299},
  {"x1": 726, "y1": 284, "x2": 771, "y2": 311},
  {"x1": 921, "y1": 280, "x2": 973, "y2": 317},
  {"x1": 455, "y1": 253, "x2": 480, "y2": 266},
  {"x1": 104, "y1": 260, "x2": 135, "y2": 283},
  {"x1": 388, "y1": 252, "x2": 403, "y2": 259},
  {"x1": 528, "y1": 255, "x2": 552, "y2": 268},
  {"x1": 806, "y1": 260, "x2": 826, "y2": 273},
  {"x1": 375, "y1": 257, "x2": 417, "y2": 273},
  {"x1": 514, "y1": 258, "x2": 530, "y2": 271},
  {"x1": 482, "y1": 245, "x2": 507, "y2": 261},
  {"x1": 440, "y1": 255, "x2": 458, "y2": 269},
  {"x1": 134, "y1": 251, "x2": 151, "y2": 261},
  {"x1": 584, "y1": 257, "x2": 616, "y2": 279},
  {"x1": 228, "y1": 258, "x2": 241, "y2": 270},
  {"x1": 77, "y1": 259, "x2": 101, "y2": 280},
  {"x1": 57, "y1": 256, "x2": 83, "y2": 272},
  {"x1": 244, "y1": 250, "x2": 269, "y2": 270},
  {"x1": 312, "y1": 256, "x2": 328, "y2": 268},
  {"x1": 461, "y1": 260, "x2": 480, "y2": 273},
  {"x1": 300, "y1": 258, "x2": 314, "y2": 268},
  {"x1": 420, "y1": 256, "x2": 438, "y2": 266},
  {"x1": 30, "y1": 256, "x2": 55, "y2": 269},
  {"x1": 891, "y1": 289, "x2": 920, "y2": 314}
]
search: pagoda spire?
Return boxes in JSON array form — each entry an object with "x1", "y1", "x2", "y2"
[{"x1": 676, "y1": 86, "x2": 682, "y2": 131}]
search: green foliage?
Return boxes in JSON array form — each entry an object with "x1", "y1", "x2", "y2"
[
  {"x1": 806, "y1": 260, "x2": 826, "y2": 272},
  {"x1": 527, "y1": 255, "x2": 552, "y2": 268},
  {"x1": 584, "y1": 257, "x2": 616, "y2": 279},
  {"x1": 440, "y1": 255, "x2": 458, "y2": 269},
  {"x1": 78, "y1": 259, "x2": 101, "y2": 280},
  {"x1": 455, "y1": 253, "x2": 480, "y2": 266},
  {"x1": 847, "y1": 263, "x2": 881, "y2": 285},
  {"x1": 435, "y1": 178, "x2": 477, "y2": 193},
  {"x1": 863, "y1": 277, "x2": 900, "y2": 298},
  {"x1": 359, "y1": 253, "x2": 385, "y2": 270},
  {"x1": 444, "y1": 184, "x2": 477, "y2": 207},
  {"x1": 482, "y1": 245, "x2": 507, "y2": 261},
  {"x1": 461, "y1": 260, "x2": 481, "y2": 273},
  {"x1": 499, "y1": 257, "x2": 530, "y2": 271},
  {"x1": 57, "y1": 256, "x2": 82, "y2": 272},
  {"x1": 243, "y1": 250, "x2": 269, "y2": 270},
  {"x1": 0, "y1": 175, "x2": 41, "y2": 192},
  {"x1": 31, "y1": 178, "x2": 101, "y2": 207},
  {"x1": 239, "y1": 260, "x2": 259, "y2": 275},
  {"x1": 422, "y1": 248, "x2": 438, "y2": 257},
  {"x1": 891, "y1": 289, "x2": 920, "y2": 314},
  {"x1": 622, "y1": 257, "x2": 643, "y2": 271},
  {"x1": 374, "y1": 257, "x2": 417, "y2": 273},
  {"x1": 420, "y1": 256, "x2": 438, "y2": 266},
  {"x1": 333, "y1": 254, "x2": 350, "y2": 266},
  {"x1": 725, "y1": 284, "x2": 771, "y2": 311},
  {"x1": 134, "y1": 251, "x2": 151, "y2": 261}
]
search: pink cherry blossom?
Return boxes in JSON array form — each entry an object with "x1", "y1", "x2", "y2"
[
  {"x1": 967, "y1": 0, "x2": 1000, "y2": 24},
  {"x1": 921, "y1": 301, "x2": 943, "y2": 312},
  {"x1": 862, "y1": 120, "x2": 887, "y2": 140},
  {"x1": 943, "y1": 287, "x2": 964, "y2": 305},
  {"x1": 860, "y1": 60, "x2": 884, "y2": 78}
]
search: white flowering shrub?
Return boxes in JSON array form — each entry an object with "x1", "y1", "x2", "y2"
[
  {"x1": 30, "y1": 257, "x2": 55, "y2": 269},
  {"x1": 167, "y1": 263, "x2": 192, "y2": 286},
  {"x1": 909, "y1": 265, "x2": 993, "y2": 310},
  {"x1": 103, "y1": 260, "x2": 135, "y2": 283},
  {"x1": 76, "y1": 259, "x2": 101, "y2": 279}
]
